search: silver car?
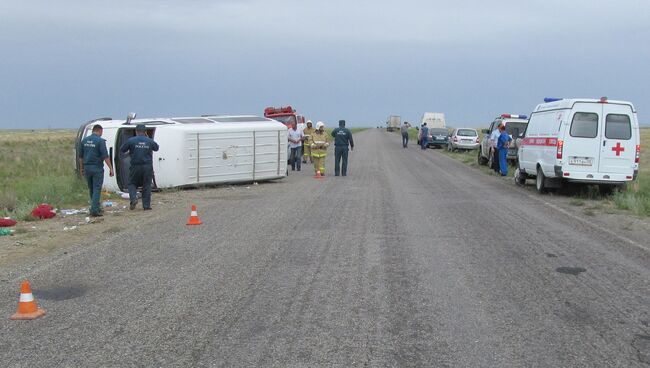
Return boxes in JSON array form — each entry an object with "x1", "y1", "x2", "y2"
[{"x1": 447, "y1": 128, "x2": 480, "y2": 151}]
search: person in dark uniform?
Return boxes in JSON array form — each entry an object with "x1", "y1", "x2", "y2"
[
  {"x1": 119, "y1": 124, "x2": 159, "y2": 210},
  {"x1": 331, "y1": 119, "x2": 355, "y2": 176},
  {"x1": 78, "y1": 124, "x2": 114, "y2": 217}
]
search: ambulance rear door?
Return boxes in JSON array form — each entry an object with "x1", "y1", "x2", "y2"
[
  {"x1": 598, "y1": 103, "x2": 636, "y2": 175},
  {"x1": 563, "y1": 103, "x2": 602, "y2": 173}
]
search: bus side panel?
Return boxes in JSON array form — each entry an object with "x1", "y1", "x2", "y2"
[
  {"x1": 254, "y1": 130, "x2": 284, "y2": 180},
  {"x1": 196, "y1": 131, "x2": 254, "y2": 184}
]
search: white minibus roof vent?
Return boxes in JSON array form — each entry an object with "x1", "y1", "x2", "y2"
[
  {"x1": 210, "y1": 116, "x2": 271, "y2": 123},
  {"x1": 172, "y1": 118, "x2": 216, "y2": 124}
]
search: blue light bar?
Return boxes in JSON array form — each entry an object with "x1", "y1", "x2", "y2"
[
  {"x1": 519, "y1": 115, "x2": 528, "y2": 119},
  {"x1": 544, "y1": 97, "x2": 563, "y2": 103}
]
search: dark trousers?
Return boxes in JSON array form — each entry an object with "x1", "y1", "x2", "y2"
[
  {"x1": 334, "y1": 146, "x2": 349, "y2": 176},
  {"x1": 491, "y1": 148, "x2": 500, "y2": 173},
  {"x1": 84, "y1": 166, "x2": 104, "y2": 215},
  {"x1": 289, "y1": 146, "x2": 302, "y2": 170},
  {"x1": 402, "y1": 132, "x2": 409, "y2": 147},
  {"x1": 129, "y1": 164, "x2": 154, "y2": 209},
  {"x1": 421, "y1": 137, "x2": 428, "y2": 150}
]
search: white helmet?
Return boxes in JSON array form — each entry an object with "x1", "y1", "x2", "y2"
[
  {"x1": 316, "y1": 121, "x2": 324, "y2": 129},
  {"x1": 306, "y1": 120, "x2": 312, "y2": 124}
]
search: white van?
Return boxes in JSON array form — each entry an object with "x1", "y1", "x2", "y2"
[
  {"x1": 75, "y1": 115, "x2": 288, "y2": 192},
  {"x1": 421, "y1": 112, "x2": 446, "y2": 129},
  {"x1": 516, "y1": 97, "x2": 640, "y2": 193}
]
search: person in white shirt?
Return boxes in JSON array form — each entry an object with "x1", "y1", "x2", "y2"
[
  {"x1": 489, "y1": 122, "x2": 504, "y2": 173},
  {"x1": 287, "y1": 122, "x2": 304, "y2": 171}
]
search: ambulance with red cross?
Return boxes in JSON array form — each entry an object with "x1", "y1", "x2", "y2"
[{"x1": 515, "y1": 97, "x2": 640, "y2": 194}]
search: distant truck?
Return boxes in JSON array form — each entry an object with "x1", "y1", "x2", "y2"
[
  {"x1": 386, "y1": 115, "x2": 401, "y2": 131},
  {"x1": 421, "y1": 112, "x2": 446, "y2": 128}
]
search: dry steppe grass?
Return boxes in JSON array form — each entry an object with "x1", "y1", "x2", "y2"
[{"x1": 0, "y1": 129, "x2": 88, "y2": 220}]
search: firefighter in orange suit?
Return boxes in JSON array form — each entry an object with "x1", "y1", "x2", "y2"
[
  {"x1": 311, "y1": 121, "x2": 330, "y2": 175},
  {"x1": 302, "y1": 120, "x2": 314, "y2": 163}
]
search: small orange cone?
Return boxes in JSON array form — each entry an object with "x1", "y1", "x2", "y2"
[
  {"x1": 186, "y1": 204, "x2": 202, "y2": 225},
  {"x1": 313, "y1": 170, "x2": 324, "y2": 179},
  {"x1": 10, "y1": 280, "x2": 45, "y2": 320}
]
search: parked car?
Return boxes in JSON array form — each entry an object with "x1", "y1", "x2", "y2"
[
  {"x1": 477, "y1": 114, "x2": 529, "y2": 166},
  {"x1": 447, "y1": 128, "x2": 480, "y2": 151},
  {"x1": 424, "y1": 128, "x2": 450, "y2": 148},
  {"x1": 516, "y1": 97, "x2": 640, "y2": 194}
]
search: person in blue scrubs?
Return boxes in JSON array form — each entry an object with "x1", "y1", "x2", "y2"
[
  {"x1": 78, "y1": 124, "x2": 114, "y2": 217},
  {"x1": 497, "y1": 124, "x2": 512, "y2": 176},
  {"x1": 120, "y1": 124, "x2": 159, "y2": 210}
]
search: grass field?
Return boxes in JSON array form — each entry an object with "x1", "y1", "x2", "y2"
[
  {"x1": 0, "y1": 130, "x2": 88, "y2": 220},
  {"x1": 430, "y1": 127, "x2": 650, "y2": 217}
]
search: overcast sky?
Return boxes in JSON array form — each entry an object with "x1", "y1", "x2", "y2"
[{"x1": 1, "y1": 0, "x2": 649, "y2": 128}]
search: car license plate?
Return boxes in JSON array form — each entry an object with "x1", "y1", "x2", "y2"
[
  {"x1": 461, "y1": 139, "x2": 471, "y2": 143},
  {"x1": 569, "y1": 157, "x2": 593, "y2": 166}
]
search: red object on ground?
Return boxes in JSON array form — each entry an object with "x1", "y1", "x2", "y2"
[
  {"x1": 31, "y1": 204, "x2": 56, "y2": 219},
  {"x1": 0, "y1": 218, "x2": 17, "y2": 227}
]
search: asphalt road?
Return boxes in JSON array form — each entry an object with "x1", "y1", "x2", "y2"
[{"x1": 1, "y1": 129, "x2": 649, "y2": 367}]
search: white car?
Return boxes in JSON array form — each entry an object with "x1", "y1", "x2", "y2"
[
  {"x1": 477, "y1": 114, "x2": 528, "y2": 166},
  {"x1": 516, "y1": 97, "x2": 640, "y2": 193},
  {"x1": 447, "y1": 128, "x2": 480, "y2": 151}
]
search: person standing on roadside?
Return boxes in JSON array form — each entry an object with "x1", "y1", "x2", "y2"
[
  {"x1": 420, "y1": 123, "x2": 429, "y2": 150},
  {"x1": 302, "y1": 120, "x2": 314, "y2": 164},
  {"x1": 120, "y1": 124, "x2": 159, "y2": 210},
  {"x1": 490, "y1": 122, "x2": 503, "y2": 173},
  {"x1": 401, "y1": 121, "x2": 411, "y2": 148},
  {"x1": 78, "y1": 124, "x2": 114, "y2": 217},
  {"x1": 497, "y1": 124, "x2": 512, "y2": 176},
  {"x1": 311, "y1": 121, "x2": 330, "y2": 175},
  {"x1": 287, "y1": 122, "x2": 304, "y2": 171},
  {"x1": 331, "y1": 119, "x2": 355, "y2": 176}
]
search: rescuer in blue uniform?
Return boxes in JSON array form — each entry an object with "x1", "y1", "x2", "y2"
[
  {"x1": 420, "y1": 123, "x2": 429, "y2": 150},
  {"x1": 331, "y1": 119, "x2": 355, "y2": 176},
  {"x1": 496, "y1": 124, "x2": 512, "y2": 176},
  {"x1": 120, "y1": 124, "x2": 159, "y2": 210},
  {"x1": 78, "y1": 124, "x2": 114, "y2": 217}
]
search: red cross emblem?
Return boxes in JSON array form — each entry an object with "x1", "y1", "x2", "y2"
[{"x1": 612, "y1": 142, "x2": 625, "y2": 156}]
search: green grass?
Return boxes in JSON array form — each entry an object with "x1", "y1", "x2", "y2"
[
  {"x1": 569, "y1": 199, "x2": 585, "y2": 206},
  {"x1": 610, "y1": 127, "x2": 650, "y2": 216},
  {"x1": 0, "y1": 130, "x2": 89, "y2": 220}
]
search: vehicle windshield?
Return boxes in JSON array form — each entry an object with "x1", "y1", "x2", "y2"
[
  {"x1": 457, "y1": 129, "x2": 477, "y2": 137},
  {"x1": 430, "y1": 128, "x2": 448, "y2": 136},
  {"x1": 269, "y1": 115, "x2": 297, "y2": 127},
  {"x1": 505, "y1": 122, "x2": 527, "y2": 137}
]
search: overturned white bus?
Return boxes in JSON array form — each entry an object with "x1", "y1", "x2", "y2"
[{"x1": 75, "y1": 114, "x2": 288, "y2": 192}]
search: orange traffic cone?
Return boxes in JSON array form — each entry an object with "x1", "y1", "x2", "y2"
[
  {"x1": 313, "y1": 170, "x2": 324, "y2": 179},
  {"x1": 186, "y1": 204, "x2": 202, "y2": 225},
  {"x1": 10, "y1": 280, "x2": 45, "y2": 320}
]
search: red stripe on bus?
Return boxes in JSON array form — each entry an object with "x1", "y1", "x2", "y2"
[{"x1": 521, "y1": 137, "x2": 558, "y2": 147}]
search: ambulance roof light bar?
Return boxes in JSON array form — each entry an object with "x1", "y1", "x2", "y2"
[
  {"x1": 544, "y1": 97, "x2": 563, "y2": 103},
  {"x1": 500, "y1": 114, "x2": 527, "y2": 119}
]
